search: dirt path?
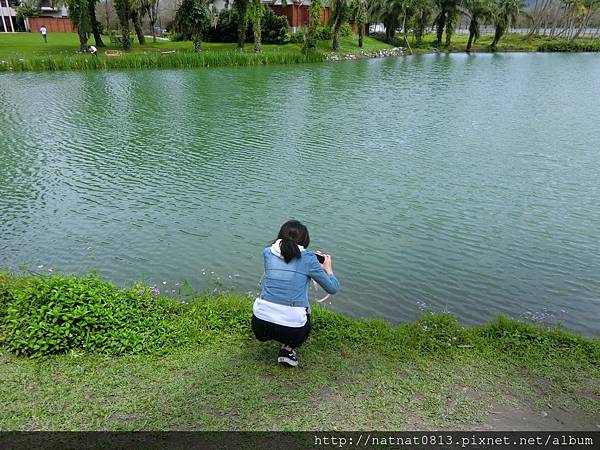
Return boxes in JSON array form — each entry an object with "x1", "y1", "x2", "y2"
[{"x1": 477, "y1": 402, "x2": 600, "y2": 431}]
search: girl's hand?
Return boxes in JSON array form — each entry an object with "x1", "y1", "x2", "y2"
[{"x1": 322, "y1": 254, "x2": 333, "y2": 275}]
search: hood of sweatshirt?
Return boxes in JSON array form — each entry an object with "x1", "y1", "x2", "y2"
[{"x1": 270, "y1": 239, "x2": 305, "y2": 259}]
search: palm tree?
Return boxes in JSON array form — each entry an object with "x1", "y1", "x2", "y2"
[
  {"x1": 369, "y1": 0, "x2": 404, "y2": 44},
  {"x1": 67, "y1": 0, "x2": 92, "y2": 51},
  {"x1": 352, "y1": 0, "x2": 368, "y2": 48},
  {"x1": 434, "y1": 0, "x2": 461, "y2": 47},
  {"x1": 463, "y1": 0, "x2": 494, "y2": 51},
  {"x1": 113, "y1": 0, "x2": 132, "y2": 49},
  {"x1": 306, "y1": 0, "x2": 324, "y2": 50},
  {"x1": 491, "y1": 0, "x2": 522, "y2": 50},
  {"x1": 248, "y1": 0, "x2": 265, "y2": 52},
  {"x1": 409, "y1": 0, "x2": 435, "y2": 46},
  {"x1": 234, "y1": 0, "x2": 250, "y2": 48},
  {"x1": 331, "y1": 0, "x2": 352, "y2": 50},
  {"x1": 175, "y1": 0, "x2": 210, "y2": 52}
]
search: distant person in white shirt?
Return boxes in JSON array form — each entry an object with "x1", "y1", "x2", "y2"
[
  {"x1": 40, "y1": 25, "x2": 47, "y2": 43},
  {"x1": 88, "y1": 45, "x2": 98, "y2": 56}
]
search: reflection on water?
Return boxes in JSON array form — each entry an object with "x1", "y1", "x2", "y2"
[{"x1": 1, "y1": 53, "x2": 599, "y2": 335}]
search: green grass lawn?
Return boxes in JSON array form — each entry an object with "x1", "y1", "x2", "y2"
[
  {"x1": 0, "y1": 31, "x2": 390, "y2": 60},
  {"x1": 0, "y1": 32, "x2": 393, "y2": 71},
  {"x1": 396, "y1": 31, "x2": 600, "y2": 54},
  {"x1": 2, "y1": 336, "x2": 598, "y2": 431},
  {"x1": 0, "y1": 273, "x2": 598, "y2": 431}
]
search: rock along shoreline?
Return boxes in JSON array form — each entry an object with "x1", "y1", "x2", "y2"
[{"x1": 327, "y1": 47, "x2": 404, "y2": 61}]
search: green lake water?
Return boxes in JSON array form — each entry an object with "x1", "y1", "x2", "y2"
[{"x1": 1, "y1": 53, "x2": 599, "y2": 335}]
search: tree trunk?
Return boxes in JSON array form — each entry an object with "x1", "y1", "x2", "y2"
[
  {"x1": 491, "y1": 24, "x2": 502, "y2": 49},
  {"x1": 384, "y1": 18, "x2": 396, "y2": 43},
  {"x1": 415, "y1": 21, "x2": 423, "y2": 46},
  {"x1": 151, "y1": 23, "x2": 157, "y2": 43},
  {"x1": 466, "y1": 18, "x2": 476, "y2": 52},
  {"x1": 88, "y1": 0, "x2": 105, "y2": 47},
  {"x1": 238, "y1": 18, "x2": 247, "y2": 48},
  {"x1": 122, "y1": 27, "x2": 131, "y2": 50},
  {"x1": 104, "y1": 0, "x2": 110, "y2": 32},
  {"x1": 445, "y1": 13, "x2": 455, "y2": 47},
  {"x1": 358, "y1": 22, "x2": 364, "y2": 48},
  {"x1": 194, "y1": 37, "x2": 202, "y2": 52},
  {"x1": 79, "y1": 31, "x2": 89, "y2": 52},
  {"x1": 237, "y1": 6, "x2": 248, "y2": 49},
  {"x1": 435, "y1": 12, "x2": 446, "y2": 46},
  {"x1": 332, "y1": 16, "x2": 341, "y2": 51},
  {"x1": 253, "y1": 16, "x2": 261, "y2": 52},
  {"x1": 131, "y1": 10, "x2": 145, "y2": 45}
]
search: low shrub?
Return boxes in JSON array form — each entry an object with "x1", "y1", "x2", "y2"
[
  {"x1": 411, "y1": 313, "x2": 468, "y2": 352},
  {"x1": 0, "y1": 274, "x2": 185, "y2": 356},
  {"x1": 207, "y1": 8, "x2": 289, "y2": 44},
  {"x1": 537, "y1": 40, "x2": 600, "y2": 52},
  {"x1": 0, "y1": 273, "x2": 14, "y2": 326},
  {"x1": 316, "y1": 26, "x2": 333, "y2": 41},
  {"x1": 339, "y1": 23, "x2": 352, "y2": 38},
  {"x1": 480, "y1": 315, "x2": 599, "y2": 363},
  {"x1": 206, "y1": 10, "x2": 240, "y2": 43},
  {"x1": 290, "y1": 29, "x2": 307, "y2": 44},
  {"x1": 261, "y1": 8, "x2": 290, "y2": 44}
]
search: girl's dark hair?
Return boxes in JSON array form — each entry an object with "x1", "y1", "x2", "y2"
[{"x1": 276, "y1": 220, "x2": 310, "y2": 263}]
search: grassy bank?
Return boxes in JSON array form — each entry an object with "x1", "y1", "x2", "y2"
[
  {"x1": 0, "y1": 273, "x2": 598, "y2": 430},
  {"x1": 406, "y1": 32, "x2": 600, "y2": 54},
  {"x1": 0, "y1": 32, "x2": 387, "y2": 72},
  {"x1": 2, "y1": 31, "x2": 599, "y2": 73}
]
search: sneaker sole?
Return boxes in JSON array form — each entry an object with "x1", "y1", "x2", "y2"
[{"x1": 277, "y1": 356, "x2": 298, "y2": 367}]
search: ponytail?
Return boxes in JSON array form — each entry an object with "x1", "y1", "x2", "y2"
[
  {"x1": 276, "y1": 220, "x2": 310, "y2": 263},
  {"x1": 280, "y1": 236, "x2": 301, "y2": 263}
]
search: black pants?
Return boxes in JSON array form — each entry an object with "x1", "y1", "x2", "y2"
[{"x1": 252, "y1": 314, "x2": 311, "y2": 348}]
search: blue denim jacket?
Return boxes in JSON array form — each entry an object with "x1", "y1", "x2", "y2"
[{"x1": 260, "y1": 246, "x2": 339, "y2": 308}]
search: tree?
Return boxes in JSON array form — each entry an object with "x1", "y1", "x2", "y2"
[
  {"x1": 434, "y1": 0, "x2": 461, "y2": 47},
  {"x1": 88, "y1": 0, "x2": 106, "y2": 47},
  {"x1": 369, "y1": 0, "x2": 408, "y2": 44},
  {"x1": 234, "y1": 0, "x2": 250, "y2": 48},
  {"x1": 491, "y1": 0, "x2": 522, "y2": 49},
  {"x1": 175, "y1": 0, "x2": 209, "y2": 52},
  {"x1": 15, "y1": 0, "x2": 42, "y2": 21},
  {"x1": 247, "y1": 0, "x2": 265, "y2": 52},
  {"x1": 142, "y1": 0, "x2": 161, "y2": 43},
  {"x1": 113, "y1": 0, "x2": 132, "y2": 49},
  {"x1": 305, "y1": 0, "x2": 324, "y2": 50},
  {"x1": 330, "y1": 0, "x2": 352, "y2": 50},
  {"x1": 101, "y1": 0, "x2": 111, "y2": 32},
  {"x1": 68, "y1": 0, "x2": 92, "y2": 52},
  {"x1": 409, "y1": 0, "x2": 435, "y2": 46},
  {"x1": 463, "y1": 0, "x2": 493, "y2": 51},
  {"x1": 129, "y1": 0, "x2": 146, "y2": 45},
  {"x1": 353, "y1": 0, "x2": 368, "y2": 48}
]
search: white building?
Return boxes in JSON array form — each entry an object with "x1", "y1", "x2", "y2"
[{"x1": 0, "y1": 0, "x2": 18, "y2": 32}]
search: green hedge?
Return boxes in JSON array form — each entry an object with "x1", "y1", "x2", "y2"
[
  {"x1": 537, "y1": 40, "x2": 600, "y2": 52},
  {"x1": 0, "y1": 274, "x2": 185, "y2": 356}
]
